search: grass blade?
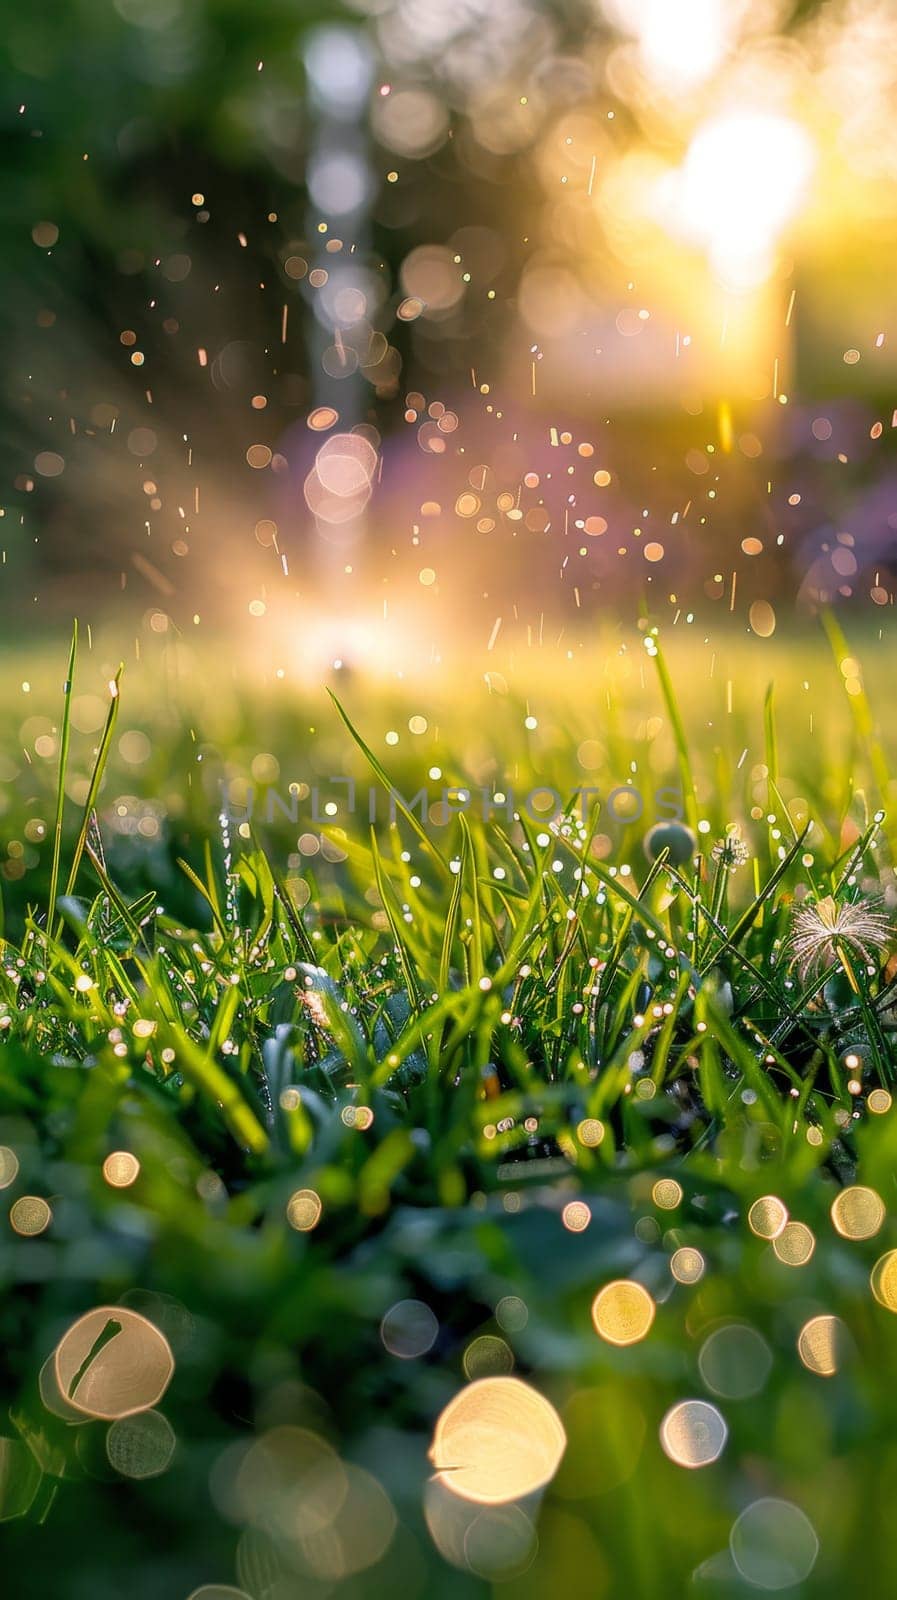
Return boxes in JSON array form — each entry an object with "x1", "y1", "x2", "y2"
[
  {"x1": 328, "y1": 688, "x2": 450, "y2": 877},
  {"x1": 46, "y1": 620, "x2": 78, "y2": 946},
  {"x1": 651, "y1": 635, "x2": 698, "y2": 833},
  {"x1": 64, "y1": 664, "x2": 122, "y2": 899}
]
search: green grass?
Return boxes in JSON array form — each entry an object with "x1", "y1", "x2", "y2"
[{"x1": 0, "y1": 620, "x2": 897, "y2": 1596}]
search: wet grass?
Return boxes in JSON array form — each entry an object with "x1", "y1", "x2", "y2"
[{"x1": 0, "y1": 619, "x2": 896, "y2": 1596}]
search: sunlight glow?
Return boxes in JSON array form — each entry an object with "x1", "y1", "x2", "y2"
[
  {"x1": 657, "y1": 111, "x2": 815, "y2": 287},
  {"x1": 603, "y1": 0, "x2": 743, "y2": 91}
]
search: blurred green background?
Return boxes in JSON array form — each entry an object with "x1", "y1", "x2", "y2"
[{"x1": 3, "y1": 0, "x2": 897, "y2": 652}]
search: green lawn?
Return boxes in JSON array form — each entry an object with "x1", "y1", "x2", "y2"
[{"x1": 0, "y1": 617, "x2": 896, "y2": 1596}]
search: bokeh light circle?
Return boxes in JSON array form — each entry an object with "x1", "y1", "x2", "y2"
[
  {"x1": 591, "y1": 1281, "x2": 655, "y2": 1346},
  {"x1": 429, "y1": 1377, "x2": 566, "y2": 1505},
  {"x1": 729, "y1": 1498, "x2": 818, "y2": 1590},
  {"x1": 830, "y1": 1185, "x2": 885, "y2": 1240},
  {"x1": 659, "y1": 1400, "x2": 727, "y2": 1468}
]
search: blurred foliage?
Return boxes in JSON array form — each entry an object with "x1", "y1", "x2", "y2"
[
  {"x1": 5, "y1": 1089, "x2": 897, "y2": 1598},
  {"x1": 3, "y1": 0, "x2": 868, "y2": 631}
]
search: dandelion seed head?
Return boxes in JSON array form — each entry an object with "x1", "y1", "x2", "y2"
[
  {"x1": 711, "y1": 826, "x2": 750, "y2": 871},
  {"x1": 787, "y1": 895, "x2": 890, "y2": 979}
]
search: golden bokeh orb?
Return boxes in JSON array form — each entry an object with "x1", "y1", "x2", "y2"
[
  {"x1": 871, "y1": 1250, "x2": 897, "y2": 1311},
  {"x1": 10, "y1": 1196, "x2": 51, "y2": 1236},
  {"x1": 670, "y1": 1247, "x2": 705, "y2": 1285},
  {"x1": 652, "y1": 1178, "x2": 683, "y2": 1211},
  {"x1": 773, "y1": 1221, "x2": 815, "y2": 1267},
  {"x1": 0, "y1": 1147, "x2": 19, "y2": 1190},
  {"x1": 830, "y1": 1185, "x2": 885, "y2": 1240},
  {"x1": 286, "y1": 1188, "x2": 322, "y2": 1232},
  {"x1": 748, "y1": 1195, "x2": 788, "y2": 1240},
  {"x1": 562, "y1": 1201, "x2": 591, "y2": 1233},
  {"x1": 429, "y1": 1377, "x2": 566, "y2": 1505},
  {"x1": 576, "y1": 1118, "x2": 605, "y2": 1148},
  {"x1": 54, "y1": 1306, "x2": 174, "y2": 1421},
  {"x1": 797, "y1": 1315, "x2": 845, "y2": 1376},
  {"x1": 103, "y1": 1151, "x2": 141, "y2": 1189},
  {"x1": 591, "y1": 1281, "x2": 656, "y2": 1346}
]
